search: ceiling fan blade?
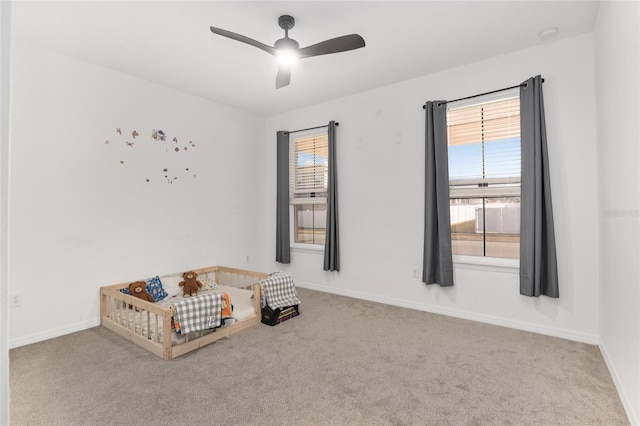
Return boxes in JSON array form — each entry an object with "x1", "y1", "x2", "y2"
[
  {"x1": 209, "y1": 26, "x2": 277, "y2": 56},
  {"x1": 276, "y1": 67, "x2": 291, "y2": 89},
  {"x1": 298, "y1": 34, "x2": 365, "y2": 59}
]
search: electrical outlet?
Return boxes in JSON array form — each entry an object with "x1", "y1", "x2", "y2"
[
  {"x1": 411, "y1": 266, "x2": 420, "y2": 279},
  {"x1": 245, "y1": 255, "x2": 250, "y2": 264},
  {"x1": 9, "y1": 293, "x2": 21, "y2": 308}
]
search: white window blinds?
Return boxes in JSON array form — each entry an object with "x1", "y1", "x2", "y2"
[
  {"x1": 289, "y1": 132, "x2": 328, "y2": 204},
  {"x1": 447, "y1": 91, "x2": 521, "y2": 198}
]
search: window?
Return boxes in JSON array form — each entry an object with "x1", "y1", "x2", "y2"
[
  {"x1": 447, "y1": 90, "x2": 520, "y2": 259},
  {"x1": 289, "y1": 131, "x2": 328, "y2": 246}
]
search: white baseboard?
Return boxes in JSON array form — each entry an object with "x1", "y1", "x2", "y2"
[
  {"x1": 296, "y1": 281, "x2": 600, "y2": 345},
  {"x1": 599, "y1": 340, "x2": 639, "y2": 426},
  {"x1": 9, "y1": 318, "x2": 100, "y2": 349}
]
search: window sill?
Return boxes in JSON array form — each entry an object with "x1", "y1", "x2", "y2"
[
  {"x1": 453, "y1": 255, "x2": 519, "y2": 274},
  {"x1": 291, "y1": 244, "x2": 324, "y2": 255}
]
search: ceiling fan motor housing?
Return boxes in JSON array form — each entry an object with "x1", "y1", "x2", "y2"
[{"x1": 275, "y1": 37, "x2": 299, "y2": 50}]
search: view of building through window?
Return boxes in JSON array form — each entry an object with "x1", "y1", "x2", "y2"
[
  {"x1": 447, "y1": 93, "x2": 521, "y2": 259},
  {"x1": 294, "y1": 204, "x2": 326, "y2": 244},
  {"x1": 450, "y1": 197, "x2": 520, "y2": 259}
]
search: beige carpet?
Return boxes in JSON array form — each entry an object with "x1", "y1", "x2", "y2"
[{"x1": 10, "y1": 288, "x2": 629, "y2": 425}]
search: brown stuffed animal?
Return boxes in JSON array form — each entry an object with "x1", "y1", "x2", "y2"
[
  {"x1": 129, "y1": 281, "x2": 153, "y2": 303},
  {"x1": 179, "y1": 271, "x2": 202, "y2": 297}
]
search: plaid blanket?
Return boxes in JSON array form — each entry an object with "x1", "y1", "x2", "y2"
[
  {"x1": 261, "y1": 272, "x2": 301, "y2": 309},
  {"x1": 172, "y1": 293, "x2": 222, "y2": 334}
]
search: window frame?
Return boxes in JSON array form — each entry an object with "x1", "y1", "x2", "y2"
[
  {"x1": 289, "y1": 129, "x2": 329, "y2": 251},
  {"x1": 446, "y1": 89, "x2": 521, "y2": 263}
]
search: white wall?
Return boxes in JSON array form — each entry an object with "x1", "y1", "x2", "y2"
[
  {"x1": 1, "y1": 1, "x2": 12, "y2": 423},
  {"x1": 263, "y1": 34, "x2": 601, "y2": 344},
  {"x1": 8, "y1": 42, "x2": 266, "y2": 347},
  {"x1": 594, "y1": 1, "x2": 640, "y2": 424}
]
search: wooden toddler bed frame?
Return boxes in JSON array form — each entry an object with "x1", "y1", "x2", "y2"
[{"x1": 100, "y1": 266, "x2": 268, "y2": 360}]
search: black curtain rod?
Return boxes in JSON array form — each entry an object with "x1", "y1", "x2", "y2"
[
  {"x1": 422, "y1": 78, "x2": 544, "y2": 109},
  {"x1": 284, "y1": 122, "x2": 339, "y2": 135}
]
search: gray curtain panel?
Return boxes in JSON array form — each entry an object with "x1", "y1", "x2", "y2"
[
  {"x1": 520, "y1": 76, "x2": 559, "y2": 297},
  {"x1": 423, "y1": 102, "x2": 454, "y2": 286},
  {"x1": 276, "y1": 130, "x2": 291, "y2": 264},
  {"x1": 324, "y1": 121, "x2": 340, "y2": 271}
]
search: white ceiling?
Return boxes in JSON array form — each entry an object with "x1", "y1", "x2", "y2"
[{"x1": 12, "y1": 1, "x2": 600, "y2": 117}]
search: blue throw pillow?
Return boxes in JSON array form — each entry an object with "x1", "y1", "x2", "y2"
[
  {"x1": 119, "y1": 276, "x2": 168, "y2": 302},
  {"x1": 145, "y1": 276, "x2": 168, "y2": 302}
]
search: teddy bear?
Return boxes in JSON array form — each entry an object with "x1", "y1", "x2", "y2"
[
  {"x1": 129, "y1": 281, "x2": 154, "y2": 303},
  {"x1": 179, "y1": 271, "x2": 202, "y2": 297}
]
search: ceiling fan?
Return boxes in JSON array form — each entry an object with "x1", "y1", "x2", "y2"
[{"x1": 209, "y1": 15, "x2": 365, "y2": 89}]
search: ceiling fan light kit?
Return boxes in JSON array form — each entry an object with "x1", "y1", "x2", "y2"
[
  {"x1": 276, "y1": 50, "x2": 299, "y2": 66},
  {"x1": 209, "y1": 14, "x2": 365, "y2": 89}
]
